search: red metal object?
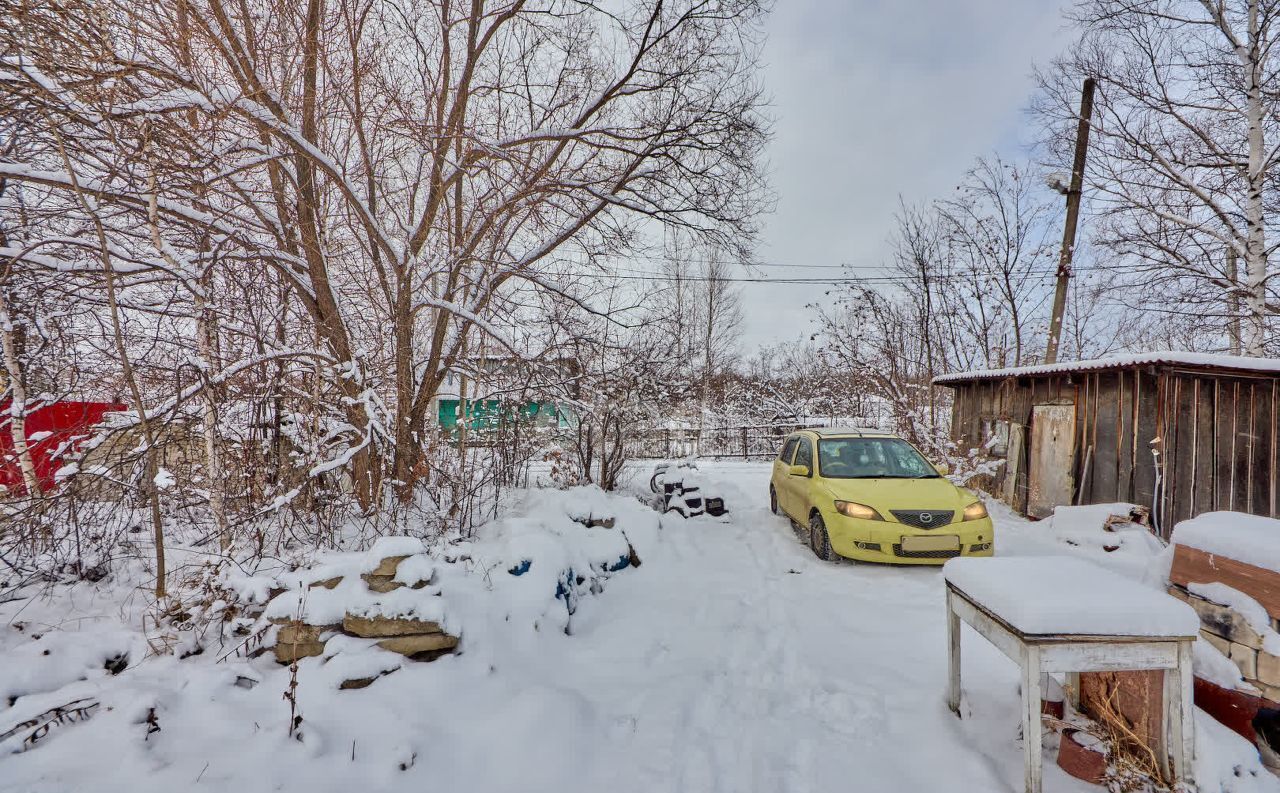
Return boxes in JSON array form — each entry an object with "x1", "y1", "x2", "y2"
[
  {"x1": 1194, "y1": 676, "x2": 1268, "y2": 743},
  {"x1": 0, "y1": 401, "x2": 125, "y2": 494},
  {"x1": 1057, "y1": 728, "x2": 1108, "y2": 785}
]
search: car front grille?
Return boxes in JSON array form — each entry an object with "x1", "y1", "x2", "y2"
[
  {"x1": 890, "y1": 509, "x2": 955, "y2": 529},
  {"x1": 892, "y1": 544, "x2": 962, "y2": 559}
]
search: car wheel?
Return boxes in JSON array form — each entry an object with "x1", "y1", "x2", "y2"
[
  {"x1": 809, "y1": 513, "x2": 838, "y2": 562},
  {"x1": 769, "y1": 486, "x2": 779, "y2": 515}
]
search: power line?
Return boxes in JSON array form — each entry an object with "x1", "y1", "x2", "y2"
[{"x1": 586, "y1": 266, "x2": 1122, "y2": 286}]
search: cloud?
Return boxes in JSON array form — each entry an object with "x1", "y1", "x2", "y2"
[{"x1": 739, "y1": 0, "x2": 1070, "y2": 351}]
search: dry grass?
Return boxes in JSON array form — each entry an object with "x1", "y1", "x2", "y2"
[{"x1": 1055, "y1": 678, "x2": 1174, "y2": 792}]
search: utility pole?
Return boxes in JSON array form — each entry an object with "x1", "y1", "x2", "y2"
[{"x1": 1045, "y1": 77, "x2": 1096, "y2": 364}]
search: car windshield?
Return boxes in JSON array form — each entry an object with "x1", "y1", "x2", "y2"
[{"x1": 817, "y1": 437, "x2": 940, "y2": 479}]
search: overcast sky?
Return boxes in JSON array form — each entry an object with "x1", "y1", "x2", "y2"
[{"x1": 738, "y1": 0, "x2": 1072, "y2": 351}]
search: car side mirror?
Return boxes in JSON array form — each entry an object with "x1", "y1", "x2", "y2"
[
  {"x1": 935, "y1": 463, "x2": 951, "y2": 476},
  {"x1": 789, "y1": 464, "x2": 810, "y2": 478}
]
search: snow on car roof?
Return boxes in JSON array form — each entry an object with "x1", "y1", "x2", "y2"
[
  {"x1": 808, "y1": 427, "x2": 895, "y2": 438},
  {"x1": 933, "y1": 350, "x2": 1280, "y2": 385}
]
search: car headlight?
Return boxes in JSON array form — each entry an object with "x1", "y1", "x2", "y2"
[
  {"x1": 834, "y1": 500, "x2": 883, "y2": 521},
  {"x1": 962, "y1": 501, "x2": 988, "y2": 521}
]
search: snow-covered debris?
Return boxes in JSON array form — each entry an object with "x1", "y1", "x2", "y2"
[
  {"x1": 1172, "y1": 512, "x2": 1280, "y2": 573},
  {"x1": 1, "y1": 625, "x2": 138, "y2": 708},
  {"x1": 1045, "y1": 502, "x2": 1164, "y2": 557},
  {"x1": 259, "y1": 485, "x2": 657, "y2": 658},
  {"x1": 944, "y1": 556, "x2": 1200, "y2": 636},
  {"x1": 465, "y1": 485, "x2": 659, "y2": 633}
]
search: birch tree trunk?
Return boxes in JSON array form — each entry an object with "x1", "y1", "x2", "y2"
[
  {"x1": 1241, "y1": 0, "x2": 1268, "y2": 355},
  {"x1": 0, "y1": 288, "x2": 42, "y2": 500}
]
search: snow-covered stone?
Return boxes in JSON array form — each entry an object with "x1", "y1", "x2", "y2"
[{"x1": 342, "y1": 614, "x2": 444, "y2": 638}]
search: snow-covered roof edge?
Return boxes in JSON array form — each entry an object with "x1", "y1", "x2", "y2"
[{"x1": 933, "y1": 351, "x2": 1280, "y2": 385}]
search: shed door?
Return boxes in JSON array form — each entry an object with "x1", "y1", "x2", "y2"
[{"x1": 1028, "y1": 404, "x2": 1076, "y2": 518}]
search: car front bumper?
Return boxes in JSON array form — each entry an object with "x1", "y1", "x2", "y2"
[{"x1": 822, "y1": 512, "x2": 995, "y2": 565}]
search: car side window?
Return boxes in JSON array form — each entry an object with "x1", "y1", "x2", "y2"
[
  {"x1": 793, "y1": 437, "x2": 813, "y2": 473},
  {"x1": 779, "y1": 436, "x2": 798, "y2": 463}
]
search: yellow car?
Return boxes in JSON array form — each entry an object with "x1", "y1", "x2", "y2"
[{"x1": 769, "y1": 428, "x2": 994, "y2": 564}]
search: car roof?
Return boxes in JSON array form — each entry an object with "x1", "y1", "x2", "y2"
[{"x1": 800, "y1": 426, "x2": 897, "y2": 439}]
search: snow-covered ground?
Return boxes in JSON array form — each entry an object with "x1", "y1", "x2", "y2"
[{"x1": 1, "y1": 461, "x2": 1275, "y2": 792}]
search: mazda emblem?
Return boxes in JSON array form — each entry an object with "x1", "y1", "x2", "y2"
[{"x1": 919, "y1": 512, "x2": 933, "y2": 524}]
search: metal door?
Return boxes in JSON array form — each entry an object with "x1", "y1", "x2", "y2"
[{"x1": 1028, "y1": 404, "x2": 1076, "y2": 518}]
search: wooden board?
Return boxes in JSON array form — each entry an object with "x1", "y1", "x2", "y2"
[
  {"x1": 1215, "y1": 379, "x2": 1232, "y2": 512},
  {"x1": 1002, "y1": 421, "x2": 1022, "y2": 505},
  {"x1": 1170, "y1": 544, "x2": 1280, "y2": 621},
  {"x1": 1029, "y1": 404, "x2": 1076, "y2": 518},
  {"x1": 1134, "y1": 371, "x2": 1159, "y2": 512},
  {"x1": 1171, "y1": 376, "x2": 1197, "y2": 525},
  {"x1": 1253, "y1": 382, "x2": 1272, "y2": 517},
  {"x1": 1079, "y1": 670, "x2": 1164, "y2": 762},
  {"x1": 1118, "y1": 370, "x2": 1136, "y2": 504},
  {"x1": 1094, "y1": 373, "x2": 1120, "y2": 503},
  {"x1": 1194, "y1": 378, "x2": 1216, "y2": 514},
  {"x1": 1237, "y1": 381, "x2": 1253, "y2": 513}
]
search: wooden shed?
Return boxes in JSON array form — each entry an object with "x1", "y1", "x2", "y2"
[{"x1": 934, "y1": 352, "x2": 1280, "y2": 534}]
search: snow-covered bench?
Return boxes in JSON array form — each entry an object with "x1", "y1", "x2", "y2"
[{"x1": 943, "y1": 556, "x2": 1201, "y2": 793}]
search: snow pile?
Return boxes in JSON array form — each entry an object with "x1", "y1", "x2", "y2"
[
  {"x1": 996, "y1": 501, "x2": 1168, "y2": 581},
  {"x1": 1046, "y1": 502, "x2": 1165, "y2": 569},
  {"x1": 1196, "y1": 710, "x2": 1280, "y2": 793},
  {"x1": 460, "y1": 485, "x2": 661, "y2": 634},
  {"x1": 255, "y1": 485, "x2": 659, "y2": 643},
  {"x1": 944, "y1": 556, "x2": 1200, "y2": 636},
  {"x1": 1172, "y1": 512, "x2": 1280, "y2": 572},
  {"x1": 0, "y1": 624, "x2": 139, "y2": 708},
  {"x1": 1195, "y1": 638, "x2": 1252, "y2": 692}
]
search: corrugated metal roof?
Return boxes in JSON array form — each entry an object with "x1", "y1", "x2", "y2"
[{"x1": 933, "y1": 350, "x2": 1280, "y2": 385}]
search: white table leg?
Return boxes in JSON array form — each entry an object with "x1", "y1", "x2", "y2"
[
  {"x1": 947, "y1": 588, "x2": 961, "y2": 716},
  {"x1": 1065, "y1": 671, "x2": 1080, "y2": 709},
  {"x1": 1021, "y1": 645, "x2": 1043, "y2": 793},
  {"x1": 1174, "y1": 640, "x2": 1196, "y2": 791}
]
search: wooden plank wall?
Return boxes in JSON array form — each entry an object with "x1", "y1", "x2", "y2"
[
  {"x1": 945, "y1": 366, "x2": 1279, "y2": 530},
  {"x1": 1158, "y1": 370, "x2": 1279, "y2": 530}
]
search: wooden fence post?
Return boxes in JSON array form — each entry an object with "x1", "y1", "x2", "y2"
[{"x1": 741, "y1": 426, "x2": 748, "y2": 459}]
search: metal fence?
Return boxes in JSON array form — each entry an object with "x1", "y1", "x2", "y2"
[{"x1": 630, "y1": 424, "x2": 812, "y2": 460}]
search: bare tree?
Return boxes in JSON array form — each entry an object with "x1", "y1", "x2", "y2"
[
  {"x1": 1039, "y1": 0, "x2": 1280, "y2": 354},
  {"x1": 0, "y1": 0, "x2": 770, "y2": 519},
  {"x1": 935, "y1": 155, "x2": 1059, "y2": 367}
]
